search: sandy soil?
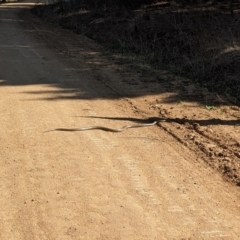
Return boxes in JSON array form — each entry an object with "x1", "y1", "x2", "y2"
[{"x1": 0, "y1": 1, "x2": 240, "y2": 239}]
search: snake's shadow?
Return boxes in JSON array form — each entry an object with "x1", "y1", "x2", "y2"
[
  {"x1": 80, "y1": 116, "x2": 162, "y2": 123},
  {"x1": 45, "y1": 115, "x2": 239, "y2": 133},
  {"x1": 77, "y1": 115, "x2": 240, "y2": 126}
]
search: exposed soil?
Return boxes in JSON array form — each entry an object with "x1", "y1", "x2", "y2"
[
  {"x1": 29, "y1": 2, "x2": 240, "y2": 186},
  {"x1": 0, "y1": 1, "x2": 240, "y2": 238}
]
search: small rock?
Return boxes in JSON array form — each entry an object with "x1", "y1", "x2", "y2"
[
  {"x1": 207, "y1": 144, "x2": 217, "y2": 151},
  {"x1": 223, "y1": 157, "x2": 231, "y2": 162},
  {"x1": 207, "y1": 128, "x2": 214, "y2": 133}
]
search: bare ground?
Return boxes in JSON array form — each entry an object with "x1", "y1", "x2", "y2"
[{"x1": 0, "y1": 1, "x2": 240, "y2": 239}]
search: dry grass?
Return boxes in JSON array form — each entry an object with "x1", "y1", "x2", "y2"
[{"x1": 32, "y1": 0, "x2": 240, "y2": 103}]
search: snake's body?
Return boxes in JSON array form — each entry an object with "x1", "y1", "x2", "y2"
[{"x1": 45, "y1": 120, "x2": 160, "y2": 133}]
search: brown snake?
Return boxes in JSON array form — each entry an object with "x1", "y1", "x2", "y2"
[{"x1": 44, "y1": 120, "x2": 163, "y2": 133}]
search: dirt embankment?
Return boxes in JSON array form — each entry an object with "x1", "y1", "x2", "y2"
[{"x1": 32, "y1": 1, "x2": 240, "y2": 103}]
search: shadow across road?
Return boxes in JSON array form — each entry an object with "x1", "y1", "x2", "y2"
[{"x1": 0, "y1": 0, "x2": 240, "y2": 107}]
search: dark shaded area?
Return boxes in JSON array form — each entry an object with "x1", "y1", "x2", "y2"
[
  {"x1": 32, "y1": 0, "x2": 240, "y2": 104},
  {"x1": 1, "y1": 1, "x2": 239, "y2": 107},
  {"x1": 51, "y1": 0, "x2": 240, "y2": 11}
]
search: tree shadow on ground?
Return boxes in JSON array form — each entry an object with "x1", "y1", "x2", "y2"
[
  {"x1": 0, "y1": 2, "x2": 240, "y2": 107},
  {"x1": 31, "y1": 0, "x2": 240, "y2": 104}
]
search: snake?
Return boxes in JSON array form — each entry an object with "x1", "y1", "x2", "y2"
[{"x1": 44, "y1": 120, "x2": 163, "y2": 133}]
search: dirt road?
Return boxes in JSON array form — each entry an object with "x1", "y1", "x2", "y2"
[{"x1": 0, "y1": 1, "x2": 240, "y2": 239}]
